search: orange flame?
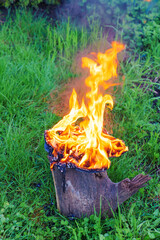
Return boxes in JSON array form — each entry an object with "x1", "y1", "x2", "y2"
[{"x1": 45, "y1": 42, "x2": 128, "y2": 170}]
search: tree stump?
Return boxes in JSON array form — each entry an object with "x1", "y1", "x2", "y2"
[{"x1": 51, "y1": 165, "x2": 151, "y2": 218}]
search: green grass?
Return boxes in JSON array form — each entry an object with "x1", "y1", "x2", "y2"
[{"x1": 0, "y1": 9, "x2": 159, "y2": 240}]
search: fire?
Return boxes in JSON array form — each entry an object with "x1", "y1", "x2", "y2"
[{"x1": 45, "y1": 42, "x2": 128, "y2": 170}]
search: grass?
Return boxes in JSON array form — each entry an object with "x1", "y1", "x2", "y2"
[{"x1": 0, "y1": 9, "x2": 159, "y2": 240}]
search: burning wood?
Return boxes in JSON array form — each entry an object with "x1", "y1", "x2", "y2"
[
  {"x1": 51, "y1": 165, "x2": 151, "y2": 218},
  {"x1": 45, "y1": 42, "x2": 151, "y2": 217},
  {"x1": 45, "y1": 42, "x2": 128, "y2": 170}
]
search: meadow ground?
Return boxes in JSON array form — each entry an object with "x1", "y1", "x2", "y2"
[{"x1": 0, "y1": 9, "x2": 159, "y2": 240}]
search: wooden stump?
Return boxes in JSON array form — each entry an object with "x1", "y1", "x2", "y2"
[{"x1": 51, "y1": 165, "x2": 151, "y2": 218}]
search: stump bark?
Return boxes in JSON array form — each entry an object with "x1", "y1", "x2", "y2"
[{"x1": 52, "y1": 165, "x2": 151, "y2": 218}]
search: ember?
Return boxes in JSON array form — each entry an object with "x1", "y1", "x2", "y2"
[{"x1": 45, "y1": 41, "x2": 128, "y2": 171}]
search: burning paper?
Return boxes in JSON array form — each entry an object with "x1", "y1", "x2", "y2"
[{"x1": 45, "y1": 42, "x2": 128, "y2": 170}]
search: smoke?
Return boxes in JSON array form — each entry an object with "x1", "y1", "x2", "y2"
[
  {"x1": 49, "y1": 1, "x2": 128, "y2": 129},
  {"x1": 57, "y1": 0, "x2": 128, "y2": 29},
  {"x1": 49, "y1": 40, "x2": 126, "y2": 128}
]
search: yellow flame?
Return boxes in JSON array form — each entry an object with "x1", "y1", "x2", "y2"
[{"x1": 45, "y1": 42, "x2": 128, "y2": 170}]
